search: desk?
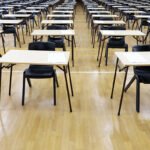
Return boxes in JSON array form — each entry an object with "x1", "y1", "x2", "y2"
[
  {"x1": 111, "y1": 52, "x2": 150, "y2": 115},
  {"x1": 0, "y1": 30, "x2": 5, "y2": 53},
  {"x1": 31, "y1": 29, "x2": 75, "y2": 66},
  {"x1": 92, "y1": 20, "x2": 125, "y2": 48},
  {"x1": 98, "y1": 30, "x2": 145, "y2": 67},
  {"x1": 0, "y1": 50, "x2": 73, "y2": 112},
  {"x1": 2, "y1": 14, "x2": 31, "y2": 36},
  {"x1": 133, "y1": 15, "x2": 150, "y2": 29},
  {"x1": 0, "y1": 19, "x2": 23, "y2": 47},
  {"x1": 86, "y1": 10, "x2": 111, "y2": 22}
]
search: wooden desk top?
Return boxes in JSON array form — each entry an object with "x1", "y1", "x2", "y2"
[
  {"x1": 41, "y1": 20, "x2": 73, "y2": 24},
  {"x1": 52, "y1": 10, "x2": 73, "y2": 13},
  {"x1": 17, "y1": 9, "x2": 40, "y2": 13},
  {"x1": 0, "y1": 50, "x2": 70, "y2": 65},
  {"x1": 0, "y1": 19, "x2": 23, "y2": 24},
  {"x1": 26, "y1": 7, "x2": 46, "y2": 10},
  {"x1": 55, "y1": 7, "x2": 74, "y2": 10},
  {"x1": 93, "y1": 20, "x2": 125, "y2": 25},
  {"x1": 87, "y1": 8, "x2": 105, "y2": 10},
  {"x1": 47, "y1": 14, "x2": 73, "y2": 18},
  {"x1": 100, "y1": 30, "x2": 145, "y2": 36},
  {"x1": 123, "y1": 11, "x2": 146, "y2": 14},
  {"x1": 92, "y1": 14, "x2": 118, "y2": 18},
  {"x1": 3, "y1": 14, "x2": 31, "y2": 18},
  {"x1": 134, "y1": 15, "x2": 150, "y2": 19},
  {"x1": 88, "y1": 11, "x2": 111, "y2": 14},
  {"x1": 115, "y1": 52, "x2": 150, "y2": 67},
  {"x1": 31, "y1": 29, "x2": 75, "y2": 36}
]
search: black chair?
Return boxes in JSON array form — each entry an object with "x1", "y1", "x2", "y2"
[
  {"x1": 47, "y1": 25, "x2": 67, "y2": 51},
  {"x1": 105, "y1": 26, "x2": 128, "y2": 65},
  {"x1": 133, "y1": 45, "x2": 150, "y2": 112},
  {"x1": 123, "y1": 45, "x2": 150, "y2": 112},
  {"x1": 22, "y1": 41, "x2": 57, "y2": 106}
]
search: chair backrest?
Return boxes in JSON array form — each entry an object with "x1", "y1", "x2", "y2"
[
  {"x1": 132, "y1": 45, "x2": 150, "y2": 52},
  {"x1": 133, "y1": 45, "x2": 150, "y2": 73},
  {"x1": 47, "y1": 24, "x2": 67, "y2": 30},
  {"x1": 28, "y1": 41, "x2": 55, "y2": 51},
  {"x1": 28, "y1": 42, "x2": 55, "y2": 72}
]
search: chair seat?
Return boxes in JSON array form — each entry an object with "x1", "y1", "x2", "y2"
[
  {"x1": 48, "y1": 37, "x2": 64, "y2": 47},
  {"x1": 25, "y1": 65, "x2": 54, "y2": 78}
]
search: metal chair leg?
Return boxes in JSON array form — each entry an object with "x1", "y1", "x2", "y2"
[
  {"x1": 9, "y1": 65, "x2": 13, "y2": 96},
  {"x1": 27, "y1": 78, "x2": 32, "y2": 87},
  {"x1": 136, "y1": 79, "x2": 140, "y2": 112},
  {"x1": 53, "y1": 73, "x2": 56, "y2": 106},
  {"x1": 22, "y1": 73, "x2": 26, "y2": 106}
]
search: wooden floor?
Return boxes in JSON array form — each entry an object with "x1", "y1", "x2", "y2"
[{"x1": 0, "y1": 3, "x2": 150, "y2": 150}]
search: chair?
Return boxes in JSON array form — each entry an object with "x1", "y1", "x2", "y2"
[
  {"x1": 133, "y1": 45, "x2": 150, "y2": 112},
  {"x1": 124, "y1": 45, "x2": 150, "y2": 112},
  {"x1": 47, "y1": 25, "x2": 67, "y2": 51},
  {"x1": 22, "y1": 41, "x2": 57, "y2": 106},
  {"x1": 105, "y1": 26, "x2": 128, "y2": 65}
]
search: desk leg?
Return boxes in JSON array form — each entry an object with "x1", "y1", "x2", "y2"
[
  {"x1": 63, "y1": 66, "x2": 72, "y2": 112},
  {"x1": 16, "y1": 28, "x2": 21, "y2": 48},
  {"x1": 98, "y1": 36, "x2": 105, "y2": 67},
  {"x1": 72, "y1": 35, "x2": 74, "y2": 67},
  {"x1": 68, "y1": 63, "x2": 74, "y2": 96},
  {"x1": 0, "y1": 63, "x2": 2, "y2": 100},
  {"x1": 92, "y1": 26, "x2": 97, "y2": 48},
  {"x1": 21, "y1": 25, "x2": 25, "y2": 44},
  {"x1": 9, "y1": 65, "x2": 13, "y2": 96},
  {"x1": 118, "y1": 67, "x2": 128, "y2": 116},
  {"x1": 1, "y1": 34, "x2": 5, "y2": 54},
  {"x1": 97, "y1": 33, "x2": 102, "y2": 61},
  {"x1": 110, "y1": 58, "x2": 119, "y2": 99}
]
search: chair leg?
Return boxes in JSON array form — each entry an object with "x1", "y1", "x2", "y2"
[
  {"x1": 105, "y1": 45, "x2": 109, "y2": 66},
  {"x1": 9, "y1": 65, "x2": 13, "y2": 96},
  {"x1": 55, "y1": 73, "x2": 59, "y2": 88},
  {"x1": 125, "y1": 45, "x2": 128, "y2": 52},
  {"x1": 73, "y1": 37, "x2": 76, "y2": 47},
  {"x1": 136, "y1": 79, "x2": 140, "y2": 112},
  {"x1": 1, "y1": 34, "x2": 6, "y2": 53},
  {"x1": 53, "y1": 73, "x2": 56, "y2": 106},
  {"x1": 22, "y1": 73, "x2": 26, "y2": 106},
  {"x1": 63, "y1": 45, "x2": 66, "y2": 51},
  {"x1": 14, "y1": 33, "x2": 16, "y2": 47},
  {"x1": 27, "y1": 78, "x2": 32, "y2": 87}
]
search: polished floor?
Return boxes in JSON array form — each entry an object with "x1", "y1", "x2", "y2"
[{"x1": 0, "y1": 3, "x2": 150, "y2": 150}]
